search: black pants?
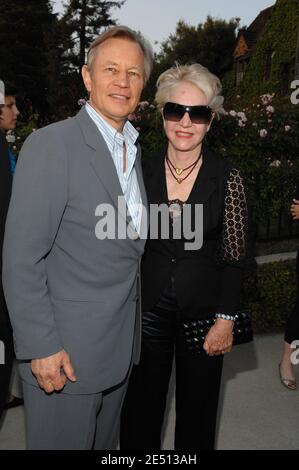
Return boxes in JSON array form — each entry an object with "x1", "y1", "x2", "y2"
[
  {"x1": 284, "y1": 255, "x2": 299, "y2": 345},
  {"x1": 0, "y1": 303, "x2": 14, "y2": 420},
  {"x1": 120, "y1": 306, "x2": 223, "y2": 450},
  {"x1": 285, "y1": 300, "x2": 299, "y2": 344}
]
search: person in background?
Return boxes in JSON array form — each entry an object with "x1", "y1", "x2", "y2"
[
  {"x1": 0, "y1": 83, "x2": 19, "y2": 174},
  {"x1": 279, "y1": 181, "x2": 299, "y2": 390},
  {"x1": 120, "y1": 63, "x2": 250, "y2": 450},
  {"x1": 0, "y1": 82, "x2": 20, "y2": 420}
]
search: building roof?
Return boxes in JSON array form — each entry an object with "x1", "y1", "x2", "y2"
[
  {"x1": 248, "y1": 5, "x2": 274, "y2": 37},
  {"x1": 234, "y1": 5, "x2": 274, "y2": 60}
]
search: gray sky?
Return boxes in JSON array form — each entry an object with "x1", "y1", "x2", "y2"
[{"x1": 52, "y1": 0, "x2": 274, "y2": 51}]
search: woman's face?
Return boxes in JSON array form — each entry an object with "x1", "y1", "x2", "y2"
[{"x1": 163, "y1": 81, "x2": 212, "y2": 154}]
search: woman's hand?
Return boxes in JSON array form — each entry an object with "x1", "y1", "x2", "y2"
[
  {"x1": 203, "y1": 319, "x2": 233, "y2": 356},
  {"x1": 291, "y1": 199, "x2": 299, "y2": 220}
]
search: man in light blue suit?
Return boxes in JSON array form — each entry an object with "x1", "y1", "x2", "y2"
[{"x1": 2, "y1": 26, "x2": 153, "y2": 449}]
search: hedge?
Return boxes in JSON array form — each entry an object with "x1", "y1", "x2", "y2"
[{"x1": 242, "y1": 259, "x2": 297, "y2": 333}]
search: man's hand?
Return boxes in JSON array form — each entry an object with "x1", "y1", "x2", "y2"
[
  {"x1": 203, "y1": 319, "x2": 233, "y2": 356},
  {"x1": 31, "y1": 349, "x2": 77, "y2": 393},
  {"x1": 291, "y1": 199, "x2": 299, "y2": 220}
]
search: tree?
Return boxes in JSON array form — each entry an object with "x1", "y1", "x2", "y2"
[
  {"x1": 143, "y1": 17, "x2": 240, "y2": 100},
  {"x1": 61, "y1": 0, "x2": 125, "y2": 71},
  {"x1": 0, "y1": 0, "x2": 55, "y2": 117},
  {"x1": 45, "y1": 0, "x2": 126, "y2": 118},
  {"x1": 46, "y1": 12, "x2": 84, "y2": 119},
  {"x1": 159, "y1": 16, "x2": 239, "y2": 76}
]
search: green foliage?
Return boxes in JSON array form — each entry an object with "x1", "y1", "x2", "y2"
[
  {"x1": 222, "y1": 69, "x2": 236, "y2": 100},
  {"x1": 236, "y1": 0, "x2": 299, "y2": 97},
  {"x1": 131, "y1": 101, "x2": 166, "y2": 158},
  {"x1": 208, "y1": 94, "x2": 299, "y2": 232},
  {"x1": 46, "y1": 12, "x2": 84, "y2": 120},
  {"x1": 242, "y1": 259, "x2": 297, "y2": 333},
  {"x1": 158, "y1": 17, "x2": 239, "y2": 75},
  {"x1": 0, "y1": 0, "x2": 55, "y2": 116}
]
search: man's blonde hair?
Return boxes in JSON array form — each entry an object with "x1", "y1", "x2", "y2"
[{"x1": 87, "y1": 25, "x2": 154, "y2": 83}]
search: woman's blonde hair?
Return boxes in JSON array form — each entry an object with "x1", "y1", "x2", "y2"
[{"x1": 155, "y1": 63, "x2": 225, "y2": 119}]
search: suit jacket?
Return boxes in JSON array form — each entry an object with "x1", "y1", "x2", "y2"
[
  {"x1": 141, "y1": 146, "x2": 250, "y2": 319},
  {"x1": 2, "y1": 107, "x2": 147, "y2": 394},
  {"x1": 0, "y1": 131, "x2": 12, "y2": 315}
]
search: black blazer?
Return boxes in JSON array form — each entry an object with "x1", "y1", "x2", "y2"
[
  {"x1": 0, "y1": 131, "x2": 12, "y2": 313},
  {"x1": 141, "y1": 145, "x2": 250, "y2": 319}
]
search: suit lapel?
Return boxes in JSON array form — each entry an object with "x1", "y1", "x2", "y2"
[
  {"x1": 135, "y1": 145, "x2": 148, "y2": 211},
  {"x1": 76, "y1": 107, "x2": 124, "y2": 208},
  {"x1": 135, "y1": 146, "x2": 149, "y2": 236}
]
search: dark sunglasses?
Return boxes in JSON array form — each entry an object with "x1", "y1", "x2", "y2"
[{"x1": 163, "y1": 101, "x2": 212, "y2": 124}]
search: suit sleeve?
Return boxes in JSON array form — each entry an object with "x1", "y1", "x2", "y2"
[
  {"x1": 217, "y1": 168, "x2": 252, "y2": 315},
  {"x1": 2, "y1": 128, "x2": 68, "y2": 360}
]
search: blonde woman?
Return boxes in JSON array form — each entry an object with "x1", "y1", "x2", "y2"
[{"x1": 120, "y1": 64, "x2": 250, "y2": 450}]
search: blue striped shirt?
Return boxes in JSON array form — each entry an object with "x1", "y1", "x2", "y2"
[{"x1": 85, "y1": 102, "x2": 142, "y2": 233}]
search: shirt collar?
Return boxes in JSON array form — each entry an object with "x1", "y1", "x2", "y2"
[{"x1": 85, "y1": 102, "x2": 139, "y2": 149}]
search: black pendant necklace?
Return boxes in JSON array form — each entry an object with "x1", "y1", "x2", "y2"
[{"x1": 166, "y1": 153, "x2": 202, "y2": 184}]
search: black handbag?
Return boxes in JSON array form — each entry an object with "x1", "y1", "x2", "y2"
[{"x1": 182, "y1": 310, "x2": 253, "y2": 354}]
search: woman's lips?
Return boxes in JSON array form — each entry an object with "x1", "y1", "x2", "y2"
[{"x1": 175, "y1": 131, "x2": 193, "y2": 138}]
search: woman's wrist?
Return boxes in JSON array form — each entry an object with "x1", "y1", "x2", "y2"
[{"x1": 215, "y1": 313, "x2": 236, "y2": 321}]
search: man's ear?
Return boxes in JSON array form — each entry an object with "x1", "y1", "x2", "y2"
[{"x1": 82, "y1": 65, "x2": 91, "y2": 93}]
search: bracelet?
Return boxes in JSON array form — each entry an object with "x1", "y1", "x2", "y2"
[{"x1": 215, "y1": 313, "x2": 235, "y2": 321}]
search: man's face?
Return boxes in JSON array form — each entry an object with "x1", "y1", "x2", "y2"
[
  {"x1": 0, "y1": 95, "x2": 19, "y2": 131},
  {"x1": 82, "y1": 37, "x2": 145, "y2": 131}
]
